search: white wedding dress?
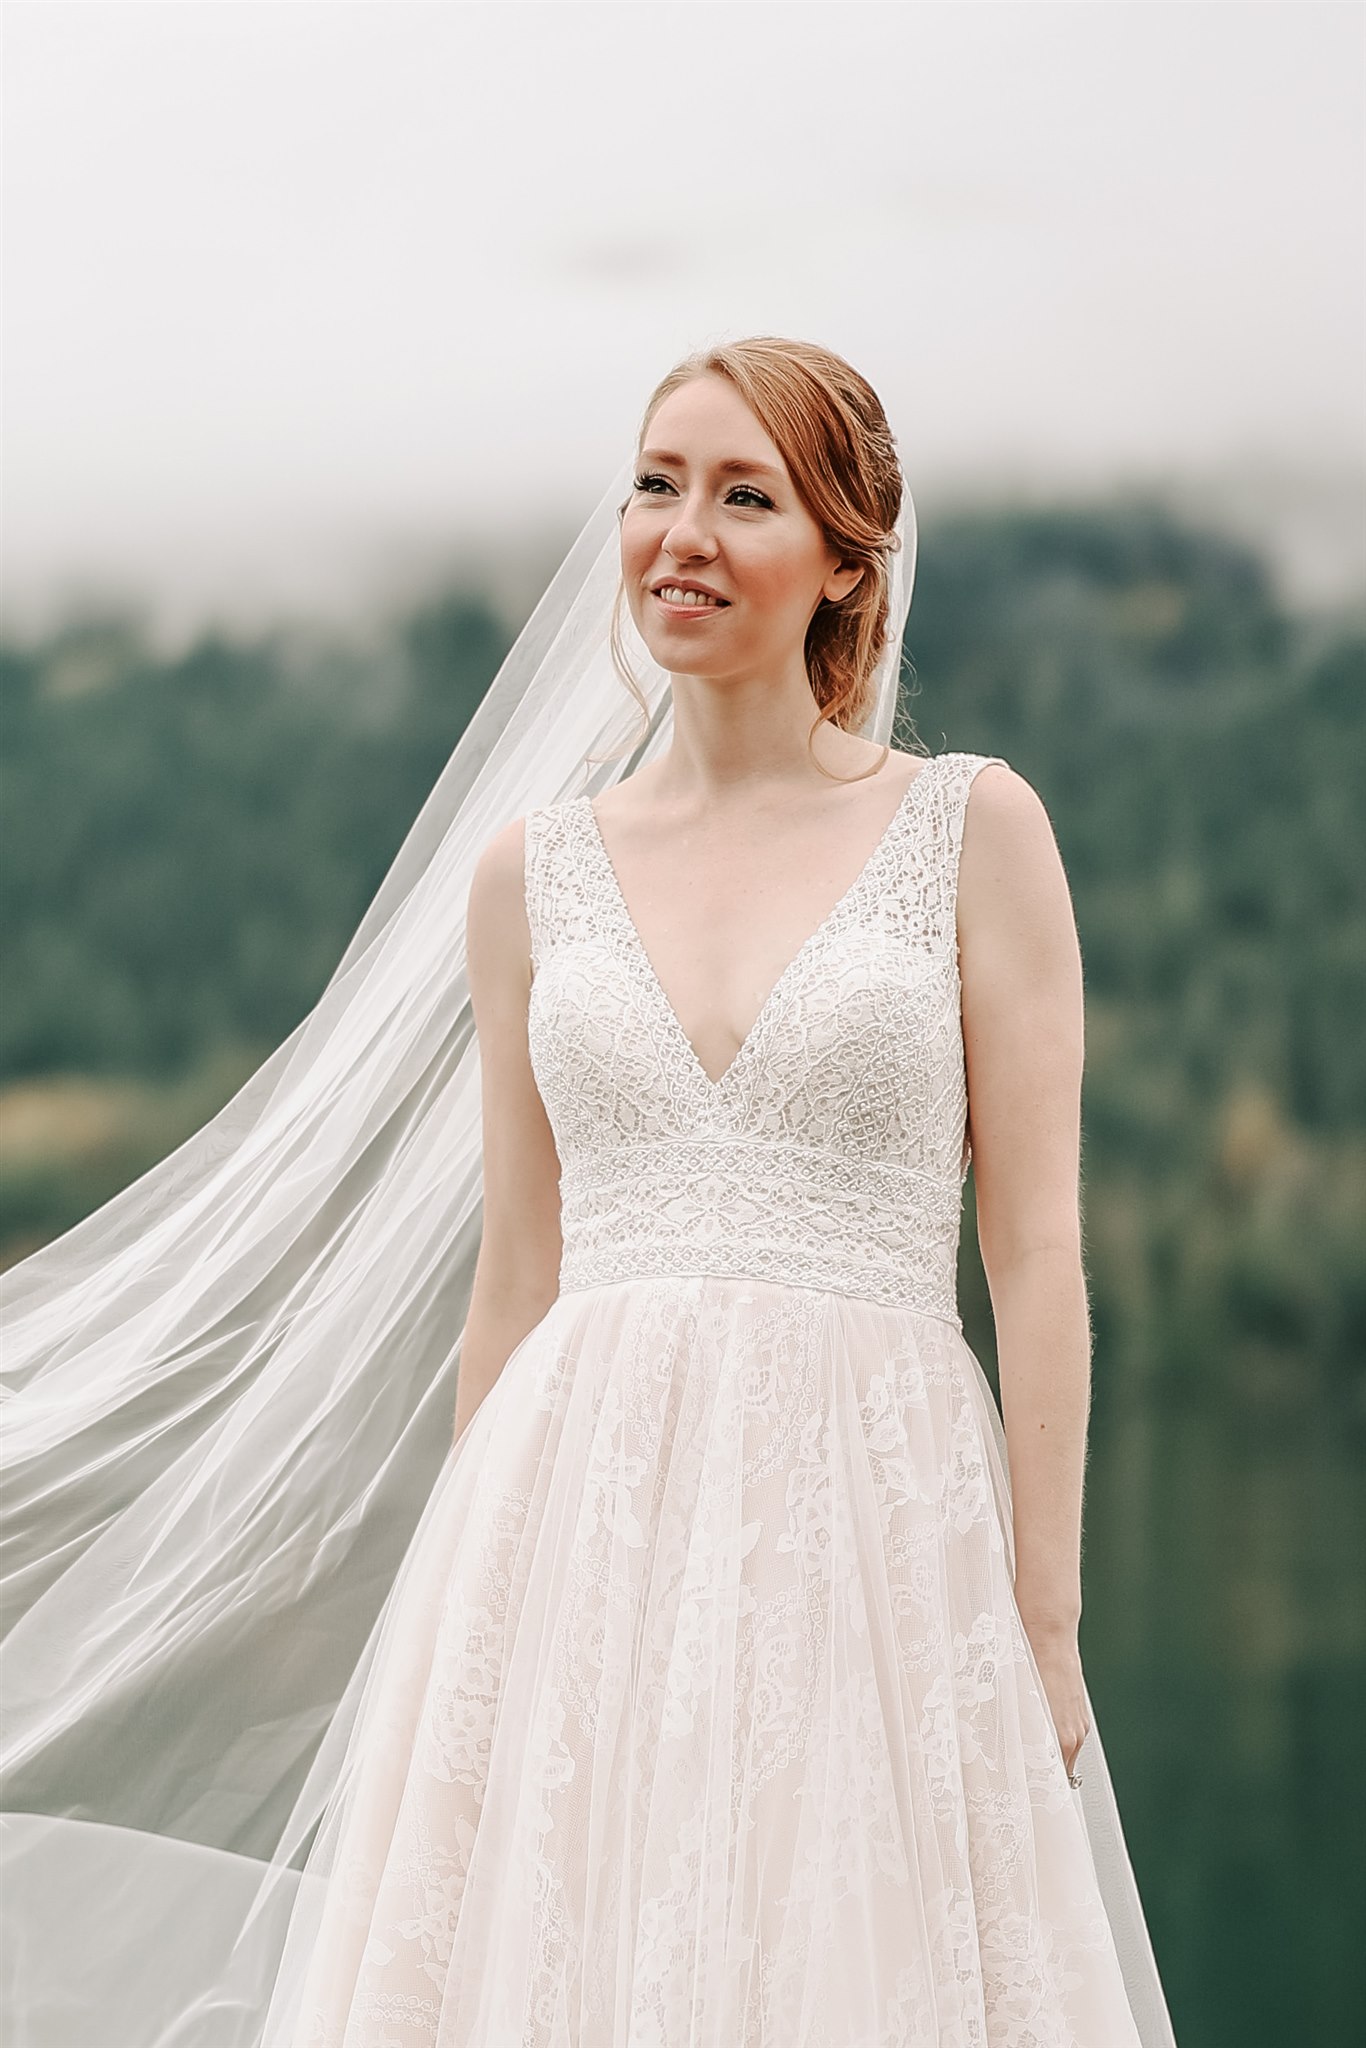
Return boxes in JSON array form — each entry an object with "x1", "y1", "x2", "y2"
[{"x1": 276, "y1": 749, "x2": 1173, "y2": 2046}]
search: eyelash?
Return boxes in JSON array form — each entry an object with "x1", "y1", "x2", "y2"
[{"x1": 632, "y1": 471, "x2": 773, "y2": 510}]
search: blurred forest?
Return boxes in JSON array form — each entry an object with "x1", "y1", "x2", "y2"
[{"x1": 1, "y1": 498, "x2": 1363, "y2": 2046}]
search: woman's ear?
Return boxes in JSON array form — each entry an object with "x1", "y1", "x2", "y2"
[{"x1": 823, "y1": 561, "x2": 866, "y2": 604}]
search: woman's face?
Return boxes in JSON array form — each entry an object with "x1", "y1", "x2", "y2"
[{"x1": 619, "y1": 373, "x2": 862, "y2": 684}]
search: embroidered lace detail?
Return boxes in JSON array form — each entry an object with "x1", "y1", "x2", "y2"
[
  {"x1": 286, "y1": 746, "x2": 1162, "y2": 2047},
  {"x1": 558, "y1": 1138, "x2": 965, "y2": 1322},
  {"x1": 302, "y1": 1275, "x2": 1134, "y2": 2048},
  {"x1": 525, "y1": 753, "x2": 1007, "y2": 1322}
]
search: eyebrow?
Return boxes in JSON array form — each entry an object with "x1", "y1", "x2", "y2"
[{"x1": 638, "y1": 448, "x2": 786, "y2": 482}]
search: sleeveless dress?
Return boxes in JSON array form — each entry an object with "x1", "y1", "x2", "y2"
[{"x1": 277, "y1": 750, "x2": 1175, "y2": 2047}]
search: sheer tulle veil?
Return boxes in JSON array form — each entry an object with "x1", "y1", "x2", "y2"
[{"x1": 0, "y1": 422, "x2": 1173, "y2": 2046}]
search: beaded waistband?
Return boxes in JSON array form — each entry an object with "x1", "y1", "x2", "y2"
[{"x1": 556, "y1": 1136, "x2": 963, "y2": 1324}]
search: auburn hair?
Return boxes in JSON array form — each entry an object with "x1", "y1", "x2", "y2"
[{"x1": 607, "y1": 335, "x2": 915, "y2": 781}]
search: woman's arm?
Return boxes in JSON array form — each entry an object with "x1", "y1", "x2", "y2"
[
  {"x1": 956, "y1": 762, "x2": 1093, "y2": 1774},
  {"x1": 454, "y1": 816, "x2": 565, "y2": 1447}
]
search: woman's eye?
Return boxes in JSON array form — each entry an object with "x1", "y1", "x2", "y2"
[{"x1": 631, "y1": 472, "x2": 772, "y2": 509}]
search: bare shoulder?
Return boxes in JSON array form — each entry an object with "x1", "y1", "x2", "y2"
[
  {"x1": 961, "y1": 758, "x2": 1061, "y2": 867},
  {"x1": 469, "y1": 812, "x2": 531, "y2": 905},
  {"x1": 958, "y1": 760, "x2": 1075, "y2": 948},
  {"x1": 466, "y1": 813, "x2": 534, "y2": 983}
]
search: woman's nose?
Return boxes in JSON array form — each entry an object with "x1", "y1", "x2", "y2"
[{"x1": 664, "y1": 496, "x2": 718, "y2": 559}]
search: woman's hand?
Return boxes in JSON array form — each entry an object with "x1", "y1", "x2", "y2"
[{"x1": 1021, "y1": 1610, "x2": 1090, "y2": 1780}]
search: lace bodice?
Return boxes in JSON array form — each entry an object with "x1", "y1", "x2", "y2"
[{"x1": 523, "y1": 751, "x2": 1006, "y2": 1326}]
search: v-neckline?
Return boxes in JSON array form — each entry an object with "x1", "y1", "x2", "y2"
[{"x1": 578, "y1": 757, "x2": 941, "y2": 1095}]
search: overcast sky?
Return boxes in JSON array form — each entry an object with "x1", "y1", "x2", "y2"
[{"x1": 3, "y1": 1, "x2": 1363, "y2": 644}]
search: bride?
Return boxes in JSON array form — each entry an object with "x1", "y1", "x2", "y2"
[{"x1": 0, "y1": 336, "x2": 1178, "y2": 2045}]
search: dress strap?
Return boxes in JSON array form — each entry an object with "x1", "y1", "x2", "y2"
[
  {"x1": 882, "y1": 751, "x2": 1009, "y2": 957},
  {"x1": 521, "y1": 805, "x2": 552, "y2": 974},
  {"x1": 937, "y1": 752, "x2": 1009, "y2": 950},
  {"x1": 925, "y1": 753, "x2": 1008, "y2": 1180},
  {"x1": 522, "y1": 799, "x2": 590, "y2": 975}
]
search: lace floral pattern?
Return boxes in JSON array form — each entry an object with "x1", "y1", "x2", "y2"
[
  {"x1": 283, "y1": 751, "x2": 1150, "y2": 2047},
  {"x1": 524, "y1": 755, "x2": 1002, "y2": 1321}
]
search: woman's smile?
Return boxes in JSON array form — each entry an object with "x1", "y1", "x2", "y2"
[{"x1": 652, "y1": 588, "x2": 733, "y2": 619}]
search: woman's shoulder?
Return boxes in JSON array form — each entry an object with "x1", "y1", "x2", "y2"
[
  {"x1": 475, "y1": 791, "x2": 580, "y2": 867},
  {"x1": 467, "y1": 814, "x2": 530, "y2": 928},
  {"x1": 891, "y1": 744, "x2": 1014, "y2": 774},
  {"x1": 916, "y1": 745, "x2": 1013, "y2": 777},
  {"x1": 949, "y1": 754, "x2": 1068, "y2": 913},
  {"x1": 470, "y1": 796, "x2": 592, "y2": 930},
  {"x1": 918, "y1": 747, "x2": 1046, "y2": 815}
]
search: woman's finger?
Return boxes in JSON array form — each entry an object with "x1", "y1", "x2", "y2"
[{"x1": 1063, "y1": 1719, "x2": 1091, "y2": 1777}]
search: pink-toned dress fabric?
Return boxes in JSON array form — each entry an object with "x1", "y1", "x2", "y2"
[{"x1": 284, "y1": 751, "x2": 1165, "y2": 2046}]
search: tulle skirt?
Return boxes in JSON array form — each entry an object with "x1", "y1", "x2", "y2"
[{"x1": 4, "y1": 1273, "x2": 1175, "y2": 2045}]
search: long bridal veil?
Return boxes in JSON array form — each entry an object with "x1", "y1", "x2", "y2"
[{"x1": 0, "y1": 439, "x2": 1172, "y2": 2047}]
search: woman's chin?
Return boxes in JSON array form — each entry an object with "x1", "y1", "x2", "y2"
[{"x1": 638, "y1": 631, "x2": 720, "y2": 677}]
